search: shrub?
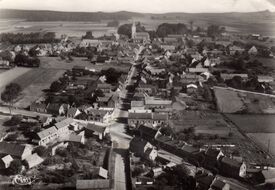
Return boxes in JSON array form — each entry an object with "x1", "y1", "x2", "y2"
[{"x1": 9, "y1": 160, "x2": 23, "y2": 174}]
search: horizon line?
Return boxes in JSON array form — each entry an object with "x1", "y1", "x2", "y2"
[{"x1": 0, "y1": 8, "x2": 274, "y2": 15}]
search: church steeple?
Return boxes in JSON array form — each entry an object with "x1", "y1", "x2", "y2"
[{"x1": 131, "y1": 21, "x2": 136, "y2": 39}]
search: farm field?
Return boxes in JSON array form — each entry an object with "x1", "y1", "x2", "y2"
[
  {"x1": 247, "y1": 133, "x2": 275, "y2": 157},
  {"x1": 226, "y1": 114, "x2": 275, "y2": 133},
  {"x1": 0, "y1": 20, "x2": 117, "y2": 37},
  {"x1": 213, "y1": 86, "x2": 275, "y2": 114}
]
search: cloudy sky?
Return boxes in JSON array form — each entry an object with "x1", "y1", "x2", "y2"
[{"x1": 0, "y1": 0, "x2": 275, "y2": 13}]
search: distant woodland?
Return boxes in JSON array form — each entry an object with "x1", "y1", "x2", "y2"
[{"x1": 0, "y1": 9, "x2": 142, "y2": 21}]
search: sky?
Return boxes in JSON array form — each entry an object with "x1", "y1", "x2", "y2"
[{"x1": 0, "y1": 0, "x2": 275, "y2": 13}]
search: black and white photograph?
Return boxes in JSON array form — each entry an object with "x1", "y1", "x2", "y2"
[{"x1": 0, "y1": 0, "x2": 275, "y2": 189}]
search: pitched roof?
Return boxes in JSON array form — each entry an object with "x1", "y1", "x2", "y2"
[
  {"x1": 25, "y1": 153, "x2": 44, "y2": 168},
  {"x1": 128, "y1": 112, "x2": 151, "y2": 120},
  {"x1": 55, "y1": 118, "x2": 74, "y2": 129},
  {"x1": 197, "y1": 175, "x2": 215, "y2": 187},
  {"x1": 0, "y1": 142, "x2": 32, "y2": 158},
  {"x1": 67, "y1": 107, "x2": 80, "y2": 116},
  {"x1": 68, "y1": 133, "x2": 83, "y2": 143},
  {"x1": 76, "y1": 179, "x2": 110, "y2": 189},
  {"x1": 205, "y1": 148, "x2": 221, "y2": 159},
  {"x1": 86, "y1": 109, "x2": 108, "y2": 116},
  {"x1": 37, "y1": 126, "x2": 58, "y2": 139},
  {"x1": 152, "y1": 113, "x2": 168, "y2": 120},
  {"x1": 86, "y1": 124, "x2": 106, "y2": 134},
  {"x1": 98, "y1": 167, "x2": 108, "y2": 179},
  {"x1": 145, "y1": 97, "x2": 172, "y2": 105},
  {"x1": 221, "y1": 157, "x2": 242, "y2": 168},
  {"x1": 131, "y1": 101, "x2": 144, "y2": 107},
  {"x1": 211, "y1": 179, "x2": 227, "y2": 189},
  {"x1": 1, "y1": 155, "x2": 13, "y2": 165}
]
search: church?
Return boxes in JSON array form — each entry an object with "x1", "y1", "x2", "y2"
[{"x1": 131, "y1": 22, "x2": 150, "y2": 43}]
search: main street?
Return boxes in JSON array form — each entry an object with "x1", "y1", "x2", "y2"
[{"x1": 110, "y1": 46, "x2": 145, "y2": 190}]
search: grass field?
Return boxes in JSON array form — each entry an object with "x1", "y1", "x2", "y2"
[
  {"x1": 213, "y1": 86, "x2": 275, "y2": 114},
  {"x1": 226, "y1": 114, "x2": 275, "y2": 133},
  {"x1": 0, "y1": 67, "x2": 32, "y2": 98},
  {"x1": 247, "y1": 133, "x2": 275, "y2": 157},
  {"x1": 13, "y1": 68, "x2": 64, "y2": 108}
]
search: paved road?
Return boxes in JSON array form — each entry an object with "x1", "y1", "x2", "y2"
[{"x1": 111, "y1": 49, "x2": 145, "y2": 190}]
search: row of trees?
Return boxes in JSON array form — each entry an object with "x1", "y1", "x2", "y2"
[
  {"x1": 0, "y1": 32, "x2": 58, "y2": 44},
  {"x1": 117, "y1": 22, "x2": 225, "y2": 39}
]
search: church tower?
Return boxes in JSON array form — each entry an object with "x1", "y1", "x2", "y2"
[{"x1": 131, "y1": 21, "x2": 136, "y2": 39}]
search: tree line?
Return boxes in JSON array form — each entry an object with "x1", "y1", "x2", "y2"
[{"x1": 0, "y1": 32, "x2": 59, "y2": 44}]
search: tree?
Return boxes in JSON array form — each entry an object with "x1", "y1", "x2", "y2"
[
  {"x1": 34, "y1": 146, "x2": 47, "y2": 157},
  {"x1": 156, "y1": 23, "x2": 188, "y2": 38},
  {"x1": 49, "y1": 81, "x2": 64, "y2": 92},
  {"x1": 9, "y1": 160, "x2": 23, "y2": 174},
  {"x1": 82, "y1": 31, "x2": 94, "y2": 39},
  {"x1": 207, "y1": 25, "x2": 225, "y2": 38},
  {"x1": 1, "y1": 83, "x2": 22, "y2": 114},
  {"x1": 117, "y1": 23, "x2": 146, "y2": 38}
]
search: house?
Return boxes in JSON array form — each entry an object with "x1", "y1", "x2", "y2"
[
  {"x1": 24, "y1": 153, "x2": 44, "y2": 169},
  {"x1": 47, "y1": 103, "x2": 65, "y2": 116},
  {"x1": 161, "y1": 45, "x2": 176, "y2": 51},
  {"x1": 144, "y1": 97, "x2": 172, "y2": 110},
  {"x1": 248, "y1": 46, "x2": 258, "y2": 56},
  {"x1": 229, "y1": 46, "x2": 245, "y2": 55},
  {"x1": 130, "y1": 136, "x2": 153, "y2": 156},
  {"x1": 186, "y1": 84, "x2": 198, "y2": 95},
  {"x1": 136, "y1": 84, "x2": 157, "y2": 95},
  {"x1": 35, "y1": 126, "x2": 58, "y2": 146},
  {"x1": 97, "y1": 83, "x2": 113, "y2": 93},
  {"x1": 151, "y1": 167, "x2": 163, "y2": 177},
  {"x1": 137, "y1": 125, "x2": 162, "y2": 140},
  {"x1": 196, "y1": 175, "x2": 215, "y2": 190},
  {"x1": 128, "y1": 112, "x2": 169, "y2": 127},
  {"x1": 144, "y1": 148, "x2": 158, "y2": 161},
  {"x1": 30, "y1": 102, "x2": 47, "y2": 113},
  {"x1": 0, "y1": 142, "x2": 32, "y2": 160},
  {"x1": 67, "y1": 107, "x2": 81, "y2": 118},
  {"x1": 76, "y1": 179, "x2": 111, "y2": 190},
  {"x1": 67, "y1": 133, "x2": 85, "y2": 144},
  {"x1": 258, "y1": 76, "x2": 274, "y2": 83},
  {"x1": 0, "y1": 155, "x2": 13, "y2": 169},
  {"x1": 219, "y1": 157, "x2": 247, "y2": 178},
  {"x1": 97, "y1": 94, "x2": 115, "y2": 108},
  {"x1": 204, "y1": 148, "x2": 224, "y2": 170},
  {"x1": 79, "y1": 39, "x2": 101, "y2": 47},
  {"x1": 85, "y1": 124, "x2": 107, "y2": 140},
  {"x1": 131, "y1": 101, "x2": 145, "y2": 110},
  {"x1": 84, "y1": 108, "x2": 112, "y2": 123},
  {"x1": 188, "y1": 68, "x2": 209, "y2": 74},
  {"x1": 133, "y1": 32, "x2": 150, "y2": 43},
  {"x1": 55, "y1": 118, "x2": 74, "y2": 136},
  {"x1": 118, "y1": 74, "x2": 128, "y2": 89},
  {"x1": 210, "y1": 178, "x2": 230, "y2": 190}
]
